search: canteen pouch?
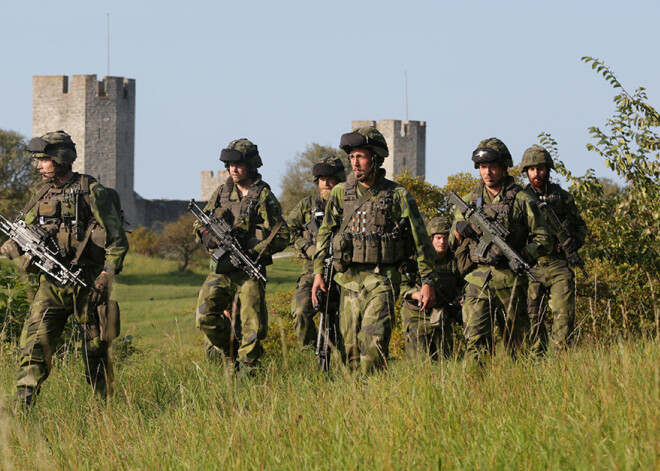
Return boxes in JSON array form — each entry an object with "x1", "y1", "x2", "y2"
[
  {"x1": 332, "y1": 233, "x2": 352, "y2": 273},
  {"x1": 98, "y1": 299, "x2": 120, "y2": 342}
]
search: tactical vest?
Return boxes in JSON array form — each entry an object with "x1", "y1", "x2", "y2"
[
  {"x1": 469, "y1": 177, "x2": 526, "y2": 252},
  {"x1": 210, "y1": 175, "x2": 272, "y2": 263},
  {"x1": 333, "y1": 174, "x2": 405, "y2": 269},
  {"x1": 29, "y1": 174, "x2": 107, "y2": 266},
  {"x1": 528, "y1": 183, "x2": 575, "y2": 243}
]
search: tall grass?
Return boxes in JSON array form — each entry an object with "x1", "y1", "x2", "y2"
[{"x1": 0, "y1": 338, "x2": 658, "y2": 469}]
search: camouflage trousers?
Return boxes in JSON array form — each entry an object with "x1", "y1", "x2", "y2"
[
  {"x1": 401, "y1": 301, "x2": 457, "y2": 361},
  {"x1": 338, "y1": 271, "x2": 398, "y2": 374},
  {"x1": 16, "y1": 273, "x2": 111, "y2": 399},
  {"x1": 291, "y1": 273, "x2": 317, "y2": 346},
  {"x1": 196, "y1": 272, "x2": 268, "y2": 369},
  {"x1": 528, "y1": 257, "x2": 575, "y2": 354},
  {"x1": 462, "y1": 277, "x2": 530, "y2": 361}
]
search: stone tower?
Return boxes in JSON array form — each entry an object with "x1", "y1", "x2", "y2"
[
  {"x1": 32, "y1": 75, "x2": 137, "y2": 224},
  {"x1": 351, "y1": 119, "x2": 426, "y2": 178},
  {"x1": 201, "y1": 170, "x2": 229, "y2": 201}
]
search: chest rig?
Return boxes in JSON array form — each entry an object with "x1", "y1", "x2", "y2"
[
  {"x1": 469, "y1": 177, "x2": 526, "y2": 251},
  {"x1": 28, "y1": 174, "x2": 103, "y2": 264},
  {"x1": 301, "y1": 194, "x2": 326, "y2": 248},
  {"x1": 211, "y1": 176, "x2": 268, "y2": 247},
  {"x1": 332, "y1": 174, "x2": 405, "y2": 270}
]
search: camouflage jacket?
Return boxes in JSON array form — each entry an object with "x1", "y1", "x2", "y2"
[
  {"x1": 197, "y1": 175, "x2": 289, "y2": 270},
  {"x1": 25, "y1": 173, "x2": 128, "y2": 274},
  {"x1": 313, "y1": 169, "x2": 439, "y2": 290},
  {"x1": 450, "y1": 176, "x2": 553, "y2": 289},
  {"x1": 524, "y1": 182, "x2": 587, "y2": 255},
  {"x1": 400, "y1": 249, "x2": 463, "y2": 307},
  {"x1": 286, "y1": 193, "x2": 327, "y2": 275}
]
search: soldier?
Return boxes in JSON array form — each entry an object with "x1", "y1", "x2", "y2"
[
  {"x1": 400, "y1": 216, "x2": 464, "y2": 360},
  {"x1": 451, "y1": 138, "x2": 553, "y2": 363},
  {"x1": 521, "y1": 146, "x2": 587, "y2": 353},
  {"x1": 287, "y1": 155, "x2": 346, "y2": 347},
  {"x1": 194, "y1": 138, "x2": 288, "y2": 375},
  {"x1": 0, "y1": 130, "x2": 128, "y2": 407},
  {"x1": 311, "y1": 126, "x2": 438, "y2": 374}
]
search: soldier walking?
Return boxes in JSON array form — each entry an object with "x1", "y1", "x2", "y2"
[
  {"x1": 521, "y1": 146, "x2": 587, "y2": 353},
  {"x1": 1, "y1": 131, "x2": 128, "y2": 407},
  {"x1": 400, "y1": 217, "x2": 464, "y2": 360},
  {"x1": 451, "y1": 138, "x2": 553, "y2": 363},
  {"x1": 311, "y1": 126, "x2": 439, "y2": 374},
  {"x1": 287, "y1": 155, "x2": 346, "y2": 347},
  {"x1": 194, "y1": 139, "x2": 288, "y2": 375}
]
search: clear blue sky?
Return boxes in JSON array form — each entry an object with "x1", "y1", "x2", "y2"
[{"x1": 1, "y1": 0, "x2": 658, "y2": 200}]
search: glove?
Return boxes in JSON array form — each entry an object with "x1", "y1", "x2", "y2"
[
  {"x1": 456, "y1": 221, "x2": 477, "y2": 239},
  {"x1": 1, "y1": 239, "x2": 22, "y2": 260},
  {"x1": 19, "y1": 254, "x2": 39, "y2": 274},
  {"x1": 90, "y1": 272, "x2": 112, "y2": 305},
  {"x1": 200, "y1": 231, "x2": 219, "y2": 250},
  {"x1": 561, "y1": 237, "x2": 579, "y2": 253}
]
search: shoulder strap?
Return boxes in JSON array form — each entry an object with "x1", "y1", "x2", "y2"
[{"x1": 21, "y1": 183, "x2": 51, "y2": 215}]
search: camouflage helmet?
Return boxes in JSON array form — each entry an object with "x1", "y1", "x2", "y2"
[
  {"x1": 471, "y1": 137, "x2": 513, "y2": 169},
  {"x1": 220, "y1": 138, "x2": 263, "y2": 169},
  {"x1": 27, "y1": 130, "x2": 77, "y2": 165},
  {"x1": 312, "y1": 155, "x2": 346, "y2": 183},
  {"x1": 339, "y1": 126, "x2": 389, "y2": 162},
  {"x1": 427, "y1": 216, "x2": 451, "y2": 236},
  {"x1": 521, "y1": 145, "x2": 554, "y2": 172}
]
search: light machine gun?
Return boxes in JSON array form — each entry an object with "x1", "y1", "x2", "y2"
[
  {"x1": 448, "y1": 191, "x2": 537, "y2": 282},
  {"x1": 188, "y1": 199, "x2": 267, "y2": 283},
  {"x1": 0, "y1": 213, "x2": 87, "y2": 287}
]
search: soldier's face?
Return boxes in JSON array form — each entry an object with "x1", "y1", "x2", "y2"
[
  {"x1": 432, "y1": 233, "x2": 449, "y2": 255},
  {"x1": 478, "y1": 162, "x2": 505, "y2": 188},
  {"x1": 229, "y1": 162, "x2": 249, "y2": 184},
  {"x1": 527, "y1": 164, "x2": 549, "y2": 189},
  {"x1": 36, "y1": 158, "x2": 56, "y2": 180},
  {"x1": 349, "y1": 149, "x2": 373, "y2": 175},
  {"x1": 317, "y1": 176, "x2": 338, "y2": 192}
]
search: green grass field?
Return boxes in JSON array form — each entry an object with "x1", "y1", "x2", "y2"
[{"x1": 0, "y1": 253, "x2": 658, "y2": 469}]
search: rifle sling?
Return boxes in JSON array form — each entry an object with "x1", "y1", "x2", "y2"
[{"x1": 255, "y1": 220, "x2": 284, "y2": 264}]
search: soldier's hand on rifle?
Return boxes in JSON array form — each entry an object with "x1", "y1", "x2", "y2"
[
  {"x1": 456, "y1": 221, "x2": 477, "y2": 239},
  {"x1": 561, "y1": 237, "x2": 579, "y2": 253},
  {"x1": 200, "y1": 230, "x2": 219, "y2": 250},
  {"x1": 311, "y1": 273, "x2": 326, "y2": 309},
  {"x1": 90, "y1": 271, "x2": 112, "y2": 305},
  {"x1": 419, "y1": 283, "x2": 436, "y2": 311},
  {"x1": 1, "y1": 239, "x2": 22, "y2": 260}
]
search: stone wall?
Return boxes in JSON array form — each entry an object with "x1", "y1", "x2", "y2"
[
  {"x1": 351, "y1": 119, "x2": 426, "y2": 178},
  {"x1": 201, "y1": 170, "x2": 229, "y2": 201}
]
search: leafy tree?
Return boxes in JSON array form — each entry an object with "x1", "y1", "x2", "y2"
[
  {"x1": 278, "y1": 143, "x2": 348, "y2": 215},
  {"x1": 160, "y1": 214, "x2": 203, "y2": 271},
  {"x1": 394, "y1": 170, "x2": 447, "y2": 219},
  {"x1": 127, "y1": 226, "x2": 161, "y2": 257},
  {"x1": 0, "y1": 129, "x2": 41, "y2": 217}
]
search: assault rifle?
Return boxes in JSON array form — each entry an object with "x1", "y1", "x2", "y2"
[
  {"x1": 314, "y1": 237, "x2": 339, "y2": 372},
  {"x1": 188, "y1": 199, "x2": 267, "y2": 283},
  {"x1": 537, "y1": 199, "x2": 587, "y2": 277},
  {"x1": 448, "y1": 191, "x2": 537, "y2": 282},
  {"x1": 0, "y1": 213, "x2": 87, "y2": 287}
]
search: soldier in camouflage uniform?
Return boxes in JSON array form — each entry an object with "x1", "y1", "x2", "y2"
[
  {"x1": 311, "y1": 126, "x2": 439, "y2": 374},
  {"x1": 287, "y1": 155, "x2": 346, "y2": 347},
  {"x1": 400, "y1": 217, "x2": 464, "y2": 360},
  {"x1": 0, "y1": 131, "x2": 128, "y2": 407},
  {"x1": 522, "y1": 146, "x2": 587, "y2": 353},
  {"x1": 194, "y1": 139, "x2": 288, "y2": 374},
  {"x1": 450, "y1": 138, "x2": 553, "y2": 362}
]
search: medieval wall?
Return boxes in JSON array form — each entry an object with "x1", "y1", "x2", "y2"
[{"x1": 351, "y1": 119, "x2": 426, "y2": 178}]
